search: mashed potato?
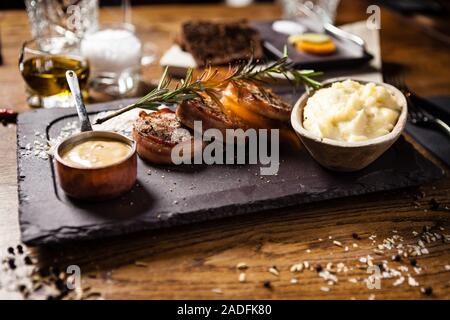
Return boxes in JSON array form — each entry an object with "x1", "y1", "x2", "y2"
[{"x1": 303, "y1": 80, "x2": 401, "y2": 142}]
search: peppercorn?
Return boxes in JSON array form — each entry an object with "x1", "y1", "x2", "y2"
[
  {"x1": 39, "y1": 267, "x2": 50, "y2": 277},
  {"x1": 429, "y1": 199, "x2": 440, "y2": 211},
  {"x1": 316, "y1": 264, "x2": 323, "y2": 272},
  {"x1": 409, "y1": 258, "x2": 417, "y2": 267},
  {"x1": 352, "y1": 233, "x2": 360, "y2": 240},
  {"x1": 393, "y1": 254, "x2": 401, "y2": 262},
  {"x1": 263, "y1": 280, "x2": 272, "y2": 289},
  {"x1": 8, "y1": 258, "x2": 16, "y2": 269},
  {"x1": 0, "y1": 109, "x2": 17, "y2": 123},
  {"x1": 50, "y1": 266, "x2": 60, "y2": 276},
  {"x1": 55, "y1": 278, "x2": 65, "y2": 291},
  {"x1": 24, "y1": 256, "x2": 33, "y2": 265},
  {"x1": 421, "y1": 287, "x2": 432, "y2": 295}
]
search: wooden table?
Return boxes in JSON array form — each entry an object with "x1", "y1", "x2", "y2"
[{"x1": 0, "y1": 1, "x2": 449, "y2": 300}]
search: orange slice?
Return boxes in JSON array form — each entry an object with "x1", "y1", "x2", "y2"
[{"x1": 295, "y1": 40, "x2": 336, "y2": 55}]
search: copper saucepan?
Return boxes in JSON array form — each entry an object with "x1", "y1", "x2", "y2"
[{"x1": 54, "y1": 71, "x2": 137, "y2": 201}]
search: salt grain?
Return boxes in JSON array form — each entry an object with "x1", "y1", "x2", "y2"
[
  {"x1": 319, "y1": 270, "x2": 338, "y2": 283},
  {"x1": 268, "y1": 267, "x2": 279, "y2": 276},
  {"x1": 408, "y1": 275, "x2": 419, "y2": 287},
  {"x1": 393, "y1": 276, "x2": 404, "y2": 286},
  {"x1": 333, "y1": 240, "x2": 343, "y2": 247},
  {"x1": 290, "y1": 263, "x2": 303, "y2": 273},
  {"x1": 236, "y1": 262, "x2": 248, "y2": 270}
]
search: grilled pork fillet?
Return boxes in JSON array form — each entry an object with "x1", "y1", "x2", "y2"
[
  {"x1": 221, "y1": 84, "x2": 301, "y2": 148},
  {"x1": 133, "y1": 109, "x2": 194, "y2": 164},
  {"x1": 176, "y1": 97, "x2": 249, "y2": 136},
  {"x1": 223, "y1": 81, "x2": 292, "y2": 122}
]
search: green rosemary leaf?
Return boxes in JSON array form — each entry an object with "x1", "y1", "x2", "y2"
[{"x1": 93, "y1": 54, "x2": 323, "y2": 125}]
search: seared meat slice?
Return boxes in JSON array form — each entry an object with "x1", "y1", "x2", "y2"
[
  {"x1": 221, "y1": 83, "x2": 300, "y2": 148},
  {"x1": 176, "y1": 97, "x2": 249, "y2": 136},
  {"x1": 133, "y1": 109, "x2": 194, "y2": 164},
  {"x1": 223, "y1": 81, "x2": 292, "y2": 122}
]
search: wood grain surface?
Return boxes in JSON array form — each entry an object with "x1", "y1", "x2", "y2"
[{"x1": 0, "y1": 1, "x2": 449, "y2": 300}]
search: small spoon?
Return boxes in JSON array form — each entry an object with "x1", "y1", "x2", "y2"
[{"x1": 66, "y1": 70, "x2": 92, "y2": 132}]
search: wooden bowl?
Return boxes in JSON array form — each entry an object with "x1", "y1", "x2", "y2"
[
  {"x1": 291, "y1": 78, "x2": 408, "y2": 172},
  {"x1": 54, "y1": 131, "x2": 137, "y2": 201}
]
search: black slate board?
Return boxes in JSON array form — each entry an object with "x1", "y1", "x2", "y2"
[
  {"x1": 17, "y1": 94, "x2": 444, "y2": 246},
  {"x1": 250, "y1": 21, "x2": 373, "y2": 70}
]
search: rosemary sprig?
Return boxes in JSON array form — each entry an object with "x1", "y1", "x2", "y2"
[
  {"x1": 232, "y1": 53, "x2": 323, "y2": 89},
  {"x1": 94, "y1": 55, "x2": 322, "y2": 125}
]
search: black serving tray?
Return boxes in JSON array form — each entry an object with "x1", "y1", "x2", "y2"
[{"x1": 17, "y1": 91, "x2": 443, "y2": 245}]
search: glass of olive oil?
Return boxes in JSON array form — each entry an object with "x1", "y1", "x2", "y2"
[{"x1": 19, "y1": 36, "x2": 90, "y2": 108}]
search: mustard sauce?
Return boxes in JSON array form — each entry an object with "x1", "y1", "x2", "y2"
[{"x1": 62, "y1": 139, "x2": 131, "y2": 168}]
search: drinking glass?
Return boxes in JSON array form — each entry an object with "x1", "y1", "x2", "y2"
[
  {"x1": 80, "y1": 23, "x2": 142, "y2": 97},
  {"x1": 25, "y1": 0, "x2": 98, "y2": 39},
  {"x1": 19, "y1": 36, "x2": 90, "y2": 108},
  {"x1": 280, "y1": 0, "x2": 341, "y2": 24}
]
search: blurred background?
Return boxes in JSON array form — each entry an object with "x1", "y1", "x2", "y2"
[
  {"x1": 2, "y1": 0, "x2": 448, "y2": 42},
  {"x1": 0, "y1": 0, "x2": 448, "y2": 109},
  {"x1": 0, "y1": 0, "x2": 448, "y2": 12},
  {"x1": 0, "y1": 0, "x2": 270, "y2": 9}
]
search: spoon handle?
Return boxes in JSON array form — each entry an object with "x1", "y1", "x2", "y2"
[{"x1": 66, "y1": 70, "x2": 92, "y2": 132}]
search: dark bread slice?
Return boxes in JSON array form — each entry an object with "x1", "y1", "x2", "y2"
[{"x1": 180, "y1": 20, "x2": 263, "y2": 66}]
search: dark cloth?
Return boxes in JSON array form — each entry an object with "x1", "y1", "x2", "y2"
[{"x1": 405, "y1": 96, "x2": 450, "y2": 167}]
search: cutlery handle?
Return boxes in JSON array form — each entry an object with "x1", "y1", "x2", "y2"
[
  {"x1": 296, "y1": 2, "x2": 366, "y2": 50},
  {"x1": 324, "y1": 23, "x2": 366, "y2": 49},
  {"x1": 433, "y1": 118, "x2": 450, "y2": 138},
  {"x1": 410, "y1": 93, "x2": 450, "y2": 125},
  {"x1": 263, "y1": 41, "x2": 294, "y2": 64},
  {"x1": 66, "y1": 70, "x2": 92, "y2": 132}
]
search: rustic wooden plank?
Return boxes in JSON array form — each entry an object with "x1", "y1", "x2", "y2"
[{"x1": 33, "y1": 180, "x2": 450, "y2": 299}]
